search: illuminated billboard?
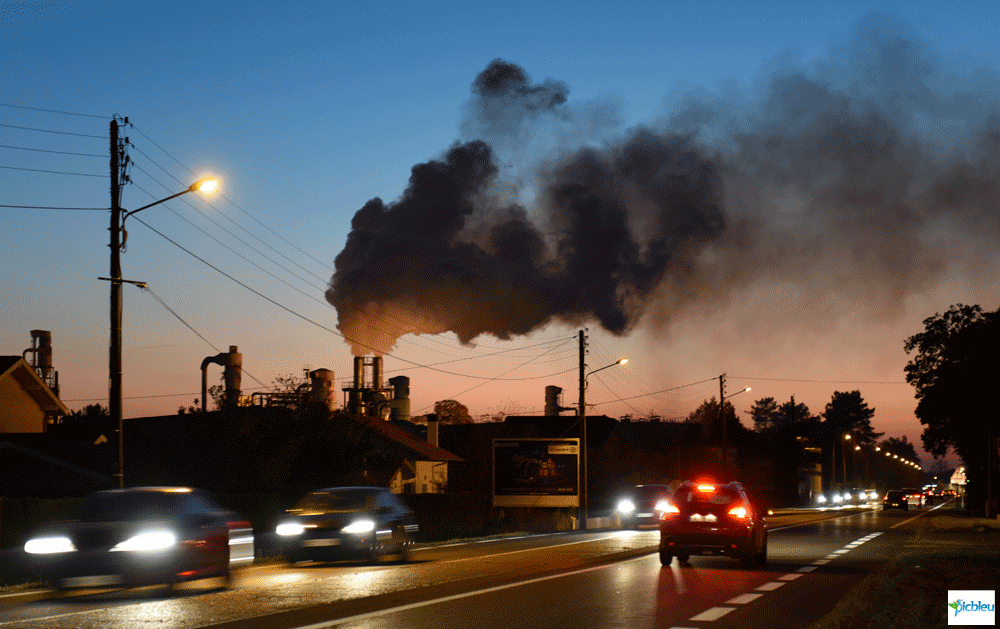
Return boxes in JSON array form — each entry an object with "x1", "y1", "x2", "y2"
[{"x1": 493, "y1": 438, "x2": 579, "y2": 507}]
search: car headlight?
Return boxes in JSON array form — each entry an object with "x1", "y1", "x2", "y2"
[
  {"x1": 110, "y1": 530, "x2": 177, "y2": 552},
  {"x1": 617, "y1": 499, "x2": 636, "y2": 514},
  {"x1": 276, "y1": 522, "x2": 305, "y2": 536},
  {"x1": 24, "y1": 536, "x2": 76, "y2": 554},
  {"x1": 341, "y1": 520, "x2": 375, "y2": 535},
  {"x1": 816, "y1": 494, "x2": 827, "y2": 503}
]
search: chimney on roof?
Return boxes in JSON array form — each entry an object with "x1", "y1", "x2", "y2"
[{"x1": 427, "y1": 413, "x2": 439, "y2": 447}]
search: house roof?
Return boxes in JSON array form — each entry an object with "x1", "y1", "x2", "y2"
[
  {"x1": 354, "y1": 415, "x2": 463, "y2": 462},
  {"x1": 0, "y1": 356, "x2": 69, "y2": 415}
]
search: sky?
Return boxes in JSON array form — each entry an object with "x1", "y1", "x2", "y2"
[{"x1": 3, "y1": 0, "x2": 998, "y2": 472}]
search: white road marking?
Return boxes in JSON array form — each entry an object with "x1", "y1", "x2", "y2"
[
  {"x1": 690, "y1": 607, "x2": 737, "y2": 621},
  {"x1": 726, "y1": 593, "x2": 763, "y2": 604},
  {"x1": 797, "y1": 566, "x2": 818, "y2": 572},
  {"x1": 832, "y1": 549, "x2": 850, "y2": 554},
  {"x1": 779, "y1": 573, "x2": 804, "y2": 581},
  {"x1": 812, "y1": 559, "x2": 831, "y2": 565},
  {"x1": 756, "y1": 581, "x2": 786, "y2": 591}
]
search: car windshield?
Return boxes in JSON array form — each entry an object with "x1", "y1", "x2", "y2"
[
  {"x1": 633, "y1": 486, "x2": 668, "y2": 500},
  {"x1": 72, "y1": 491, "x2": 184, "y2": 521},
  {"x1": 294, "y1": 489, "x2": 375, "y2": 512}
]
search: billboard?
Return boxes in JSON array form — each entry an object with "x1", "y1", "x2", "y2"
[{"x1": 493, "y1": 438, "x2": 579, "y2": 507}]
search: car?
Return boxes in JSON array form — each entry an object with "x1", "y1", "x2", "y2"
[
  {"x1": 615, "y1": 484, "x2": 671, "y2": 528},
  {"x1": 22, "y1": 486, "x2": 254, "y2": 590},
  {"x1": 902, "y1": 488, "x2": 925, "y2": 508},
  {"x1": 658, "y1": 480, "x2": 767, "y2": 569},
  {"x1": 275, "y1": 486, "x2": 417, "y2": 563},
  {"x1": 882, "y1": 489, "x2": 908, "y2": 511}
]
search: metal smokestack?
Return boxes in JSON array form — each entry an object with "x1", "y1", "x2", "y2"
[
  {"x1": 388, "y1": 375, "x2": 410, "y2": 422},
  {"x1": 373, "y1": 356, "x2": 383, "y2": 390},
  {"x1": 545, "y1": 386, "x2": 563, "y2": 416},
  {"x1": 309, "y1": 369, "x2": 335, "y2": 410}
]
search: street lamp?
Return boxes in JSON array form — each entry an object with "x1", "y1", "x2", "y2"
[
  {"x1": 105, "y1": 176, "x2": 218, "y2": 488},
  {"x1": 578, "y1": 356, "x2": 627, "y2": 530}
]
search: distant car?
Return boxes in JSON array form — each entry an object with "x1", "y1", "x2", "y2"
[
  {"x1": 275, "y1": 487, "x2": 417, "y2": 563},
  {"x1": 902, "y1": 488, "x2": 925, "y2": 508},
  {"x1": 882, "y1": 489, "x2": 908, "y2": 511},
  {"x1": 658, "y1": 480, "x2": 767, "y2": 569},
  {"x1": 615, "y1": 484, "x2": 671, "y2": 528},
  {"x1": 22, "y1": 486, "x2": 254, "y2": 590}
]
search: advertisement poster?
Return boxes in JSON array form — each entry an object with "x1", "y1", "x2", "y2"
[{"x1": 493, "y1": 438, "x2": 579, "y2": 507}]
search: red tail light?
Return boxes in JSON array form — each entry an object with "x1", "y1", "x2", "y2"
[{"x1": 727, "y1": 504, "x2": 748, "y2": 519}]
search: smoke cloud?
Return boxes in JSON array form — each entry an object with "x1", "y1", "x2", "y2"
[{"x1": 327, "y1": 18, "x2": 1000, "y2": 356}]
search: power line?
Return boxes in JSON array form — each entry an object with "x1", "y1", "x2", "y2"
[
  {"x1": 0, "y1": 204, "x2": 107, "y2": 210},
  {"x1": 730, "y1": 376, "x2": 907, "y2": 385},
  {"x1": 0, "y1": 102, "x2": 107, "y2": 119},
  {"x1": 0, "y1": 144, "x2": 105, "y2": 157},
  {"x1": 0, "y1": 122, "x2": 104, "y2": 138},
  {"x1": 0, "y1": 164, "x2": 104, "y2": 177}
]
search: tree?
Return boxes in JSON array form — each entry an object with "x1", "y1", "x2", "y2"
[
  {"x1": 776, "y1": 396, "x2": 818, "y2": 433},
  {"x1": 433, "y1": 399, "x2": 473, "y2": 424},
  {"x1": 59, "y1": 403, "x2": 113, "y2": 440},
  {"x1": 822, "y1": 390, "x2": 883, "y2": 445},
  {"x1": 879, "y1": 436, "x2": 919, "y2": 462},
  {"x1": 904, "y1": 303, "x2": 1000, "y2": 517},
  {"x1": 687, "y1": 397, "x2": 744, "y2": 442},
  {"x1": 748, "y1": 397, "x2": 779, "y2": 432}
]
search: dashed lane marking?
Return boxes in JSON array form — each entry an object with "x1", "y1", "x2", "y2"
[
  {"x1": 690, "y1": 607, "x2": 737, "y2": 621},
  {"x1": 726, "y1": 593, "x2": 764, "y2": 604},
  {"x1": 756, "y1": 582, "x2": 786, "y2": 591}
]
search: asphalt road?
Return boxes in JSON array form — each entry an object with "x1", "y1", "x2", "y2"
[{"x1": 0, "y1": 503, "x2": 973, "y2": 629}]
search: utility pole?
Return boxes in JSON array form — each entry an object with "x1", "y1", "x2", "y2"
[
  {"x1": 578, "y1": 329, "x2": 587, "y2": 530},
  {"x1": 719, "y1": 373, "x2": 726, "y2": 478},
  {"x1": 109, "y1": 119, "x2": 124, "y2": 489}
]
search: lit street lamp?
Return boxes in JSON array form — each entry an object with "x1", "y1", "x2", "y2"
[
  {"x1": 578, "y1": 355, "x2": 627, "y2": 530},
  {"x1": 104, "y1": 176, "x2": 218, "y2": 488}
]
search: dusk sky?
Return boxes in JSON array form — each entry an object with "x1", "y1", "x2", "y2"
[{"x1": 3, "y1": 1, "x2": 998, "y2": 471}]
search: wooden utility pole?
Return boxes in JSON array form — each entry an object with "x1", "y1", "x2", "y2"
[
  {"x1": 578, "y1": 329, "x2": 587, "y2": 530},
  {"x1": 109, "y1": 119, "x2": 124, "y2": 488}
]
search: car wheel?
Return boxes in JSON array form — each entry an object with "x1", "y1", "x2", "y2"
[
  {"x1": 754, "y1": 533, "x2": 768, "y2": 567},
  {"x1": 659, "y1": 550, "x2": 674, "y2": 566},
  {"x1": 676, "y1": 554, "x2": 689, "y2": 563}
]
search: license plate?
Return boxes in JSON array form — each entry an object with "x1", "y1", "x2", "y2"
[
  {"x1": 61, "y1": 575, "x2": 122, "y2": 587},
  {"x1": 303, "y1": 538, "x2": 340, "y2": 547}
]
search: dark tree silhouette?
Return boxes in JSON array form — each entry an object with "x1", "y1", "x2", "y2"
[
  {"x1": 904, "y1": 303, "x2": 1000, "y2": 517},
  {"x1": 748, "y1": 397, "x2": 779, "y2": 432},
  {"x1": 879, "y1": 436, "x2": 920, "y2": 462},
  {"x1": 822, "y1": 390, "x2": 883, "y2": 445},
  {"x1": 433, "y1": 399, "x2": 473, "y2": 424}
]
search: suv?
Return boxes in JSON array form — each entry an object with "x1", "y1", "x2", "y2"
[
  {"x1": 658, "y1": 480, "x2": 767, "y2": 569},
  {"x1": 882, "y1": 489, "x2": 908, "y2": 511}
]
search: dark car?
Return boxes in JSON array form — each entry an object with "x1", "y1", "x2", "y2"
[
  {"x1": 658, "y1": 480, "x2": 767, "y2": 569},
  {"x1": 275, "y1": 487, "x2": 417, "y2": 563},
  {"x1": 615, "y1": 484, "x2": 671, "y2": 529},
  {"x1": 902, "y1": 488, "x2": 925, "y2": 508},
  {"x1": 22, "y1": 487, "x2": 254, "y2": 590},
  {"x1": 882, "y1": 489, "x2": 908, "y2": 511}
]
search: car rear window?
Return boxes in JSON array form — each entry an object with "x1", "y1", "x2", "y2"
[{"x1": 676, "y1": 486, "x2": 738, "y2": 505}]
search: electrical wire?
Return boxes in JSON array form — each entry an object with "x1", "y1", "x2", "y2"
[
  {"x1": 0, "y1": 102, "x2": 107, "y2": 119},
  {"x1": 0, "y1": 144, "x2": 105, "y2": 157},
  {"x1": 0, "y1": 122, "x2": 104, "y2": 138},
  {"x1": 0, "y1": 164, "x2": 103, "y2": 177},
  {"x1": 0, "y1": 204, "x2": 107, "y2": 210}
]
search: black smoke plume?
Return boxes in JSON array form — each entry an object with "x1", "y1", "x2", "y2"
[{"x1": 328, "y1": 18, "x2": 1000, "y2": 356}]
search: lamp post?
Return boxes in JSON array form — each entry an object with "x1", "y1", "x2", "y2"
[
  {"x1": 578, "y1": 351, "x2": 627, "y2": 530},
  {"x1": 106, "y1": 176, "x2": 218, "y2": 488},
  {"x1": 720, "y1": 386, "x2": 750, "y2": 478},
  {"x1": 842, "y1": 434, "x2": 851, "y2": 487}
]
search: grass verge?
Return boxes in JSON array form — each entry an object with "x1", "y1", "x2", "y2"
[{"x1": 809, "y1": 548, "x2": 999, "y2": 629}]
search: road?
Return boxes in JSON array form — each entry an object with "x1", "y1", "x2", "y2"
[{"x1": 0, "y1": 503, "x2": 968, "y2": 629}]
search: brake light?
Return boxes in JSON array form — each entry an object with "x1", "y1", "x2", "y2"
[
  {"x1": 728, "y1": 504, "x2": 748, "y2": 519},
  {"x1": 695, "y1": 484, "x2": 716, "y2": 493}
]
